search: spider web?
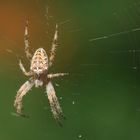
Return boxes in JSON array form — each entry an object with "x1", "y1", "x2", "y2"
[{"x1": 88, "y1": 1, "x2": 140, "y2": 70}]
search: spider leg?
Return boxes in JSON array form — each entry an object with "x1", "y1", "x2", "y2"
[
  {"x1": 19, "y1": 59, "x2": 32, "y2": 76},
  {"x1": 24, "y1": 20, "x2": 32, "y2": 60},
  {"x1": 47, "y1": 73, "x2": 69, "y2": 79},
  {"x1": 49, "y1": 24, "x2": 58, "y2": 67},
  {"x1": 14, "y1": 78, "x2": 34, "y2": 117},
  {"x1": 46, "y1": 81, "x2": 65, "y2": 126}
]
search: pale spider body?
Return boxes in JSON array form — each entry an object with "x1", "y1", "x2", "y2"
[
  {"x1": 14, "y1": 21, "x2": 68, "y2": 125},
  {"x1": 30, "y1": 48, "x2": 48, "y2": 74},
  {"x1": 30, "y1": 48, "x2": 48, "y2": 87}
]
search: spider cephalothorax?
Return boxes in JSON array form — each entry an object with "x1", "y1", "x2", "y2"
[{"x1": 14, "y1": 21, "x2": 68, "y2": 125}]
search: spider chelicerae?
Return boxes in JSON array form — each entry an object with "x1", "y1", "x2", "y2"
[{"x1": 14, "y1": 20, "x2": 68, "y2": 125}]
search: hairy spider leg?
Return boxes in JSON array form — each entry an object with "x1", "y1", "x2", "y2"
[
  {"x1": 49, "y1": 24, "x2": 58, "y2": 67},
  {"x1": 19, "y1": 59, "x2": 32, "y2": 76},
  {"x1": 47, "y1": 73, "x2": 69, "y2": 79},
  {"x1": 24, "y1": 20, "x2": 33, "y2": 60},
  {"x1": 14, "y1": 78, "x2": 34, "y2": 117},
  {"x1": 46, "y1": 81, "x2": 65, "y2": 126}
]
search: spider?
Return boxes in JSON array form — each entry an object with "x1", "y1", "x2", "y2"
[{"x1": 14, "y1": 20, "x2": 68, "y2": 125}]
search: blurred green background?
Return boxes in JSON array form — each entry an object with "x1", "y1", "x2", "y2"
[{"x1": 0, "y1": 0, "x2": 140, "y2": 140}]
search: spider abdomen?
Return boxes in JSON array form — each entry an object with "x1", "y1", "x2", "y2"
[{"x1": 30, "y1": 48, "x2": 48, "y2": 74}]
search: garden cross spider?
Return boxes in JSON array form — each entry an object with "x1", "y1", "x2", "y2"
[{"x1": 14, "y1": 20, "x2": 68, "y2": 124}]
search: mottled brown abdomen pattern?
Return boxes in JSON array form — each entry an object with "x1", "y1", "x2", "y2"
[{"x1": 30, "y1": 48, "x2": 48, "y2": 74}]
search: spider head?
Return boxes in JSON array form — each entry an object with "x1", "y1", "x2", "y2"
[{"x1": 35, "y1": 79, "x2": 43, "y2": 87}]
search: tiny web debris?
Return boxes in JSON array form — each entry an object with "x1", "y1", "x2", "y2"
[
  {"x1": 78, "y1": 134, "x2": 82, "y2": 139},
  {"x1": 72, "y1": 101, "x2": 75, "y2": 105}
]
